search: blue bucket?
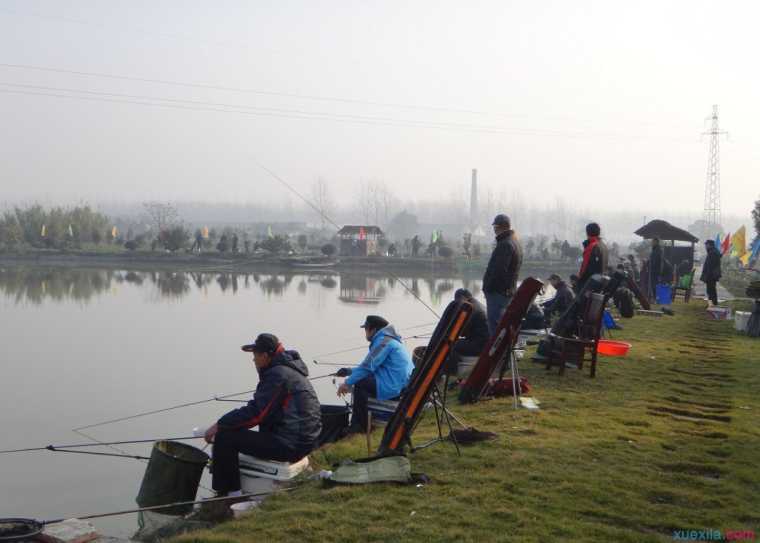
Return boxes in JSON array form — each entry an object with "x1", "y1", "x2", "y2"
[
  {"x1": 602, "y1": 310, "x2": 616, "y2": 329},
  {"x1": 656, "y1": 284, "x2": 672, "y2": 305}
]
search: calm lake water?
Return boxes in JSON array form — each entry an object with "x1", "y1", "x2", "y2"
[{"x1": 0, "y1": 264, "x2": 553, "y2": 538}]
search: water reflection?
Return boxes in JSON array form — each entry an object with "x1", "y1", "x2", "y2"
[{"x1": 0, "y1": 266, "x2": 483, "y2": 305}]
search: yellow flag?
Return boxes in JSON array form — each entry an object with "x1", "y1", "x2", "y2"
[
  {"x1": 40, "y1": 224, "x2": 46, "y2": 237},
  {"x1": 731, "y1": 226, "x2": 746, "y2": 257},
  {"x1": 740, "y1": 252, "x2": 751, "y2": 267},
  {"x1": 112, "y1": 226, "x2": 118, "y2": 238}
]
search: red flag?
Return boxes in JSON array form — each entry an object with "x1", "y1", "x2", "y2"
[
  {"x1": 359, "y1": 226, "x2": 366, "y2": 240},
  {"x1": 721, "y1": 232, "x2": 731, "y2": 255}
]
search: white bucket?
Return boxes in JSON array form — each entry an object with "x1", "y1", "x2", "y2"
[
  {"x1": 230, "y1": 500, "x2": 258, "y2": 518},
  {"x1": 735, "y1": 311, "x2": 751, "y2": 332}
]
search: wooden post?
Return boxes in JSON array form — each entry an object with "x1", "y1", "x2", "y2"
[{"x1": 366, "y1": 412, "x2": 372, "y2": 455}]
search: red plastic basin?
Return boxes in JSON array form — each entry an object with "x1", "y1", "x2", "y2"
[{"x1": 597, "y1": 340, "x2": 631, "y2": 357}]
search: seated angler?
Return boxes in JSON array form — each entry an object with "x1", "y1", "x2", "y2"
[
  {"x1": 337, "y1": 315, "x2": 414, "y2": 433},
  {"x1": 542, "y1": 273, "x2": 574, "y2": 326},
  {"x1": 203, "y1": 333, "x2": 322, "y2": 499},
  {"x1": 446, "y1": 289, "x2": 489, "y2": 377}
]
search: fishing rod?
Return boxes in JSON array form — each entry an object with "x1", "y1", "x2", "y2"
[
  {"x1": 73, "y1": 389, "x2": 257, "y2": 431},
  {"x1": 42, "y1": 487, "x2": 295, "y2": 525},
  {"x1": 254, "y1": 161, "x2": 441, "y2": 319},
  {"x1": 311, "y1": 330, "x2": 435, "y2": 364},
  {"x1": 0, "y1": 436, "x2": 200, "y2": 455}
]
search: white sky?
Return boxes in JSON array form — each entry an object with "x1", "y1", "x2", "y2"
[{"x1": 0, "y1": 0, "x2": 758, "y2": 216}]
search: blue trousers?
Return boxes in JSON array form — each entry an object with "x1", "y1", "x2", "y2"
[{"x1": 485, "y1": 291, "x2": 512, "y2": 336}]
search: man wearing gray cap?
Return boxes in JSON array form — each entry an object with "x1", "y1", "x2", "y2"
[
  {"x1": 337, "y1": 315, "x2": 414, "y2": 432},
  {"x1": 482, "y1": 214, "x2": 523, "y2": 335}
]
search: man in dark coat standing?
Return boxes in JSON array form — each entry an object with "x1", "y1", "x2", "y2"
[
  {"x1": 482, "y1": 214, "x2": 523, "y2": 335},
  {"x1": 700, "y1": 239, "x2": 722, "y2": 306},
  {"x1": 648, "y1": 237, "x2": 664, "y2": 300},
  {"x1": 204, "y1": 333, "x2": 322, "y2": 497},
  {"x1": 577, "y1": 222, "x2": 608, "y2": 290}
]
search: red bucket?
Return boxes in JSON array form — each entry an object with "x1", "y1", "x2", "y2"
[{"x1": 597, "y1": 340, "x2": 631, "y2": 357}]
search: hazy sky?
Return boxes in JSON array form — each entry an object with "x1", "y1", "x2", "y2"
[{"x1": 1, "y1": 0, "x2": 758, "y2": 217}]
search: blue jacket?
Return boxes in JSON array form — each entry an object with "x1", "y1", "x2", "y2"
[{"x1": 346, "y1": 325, "x2": 414, "y2": 400}]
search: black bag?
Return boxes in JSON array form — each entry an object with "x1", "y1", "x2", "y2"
[{"x1": 613, "y1": 287, "x2": 635, "y2": 318}]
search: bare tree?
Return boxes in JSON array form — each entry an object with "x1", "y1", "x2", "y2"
[
  {"x1": 311, "y1": 177, "x2": 334, "y2": 230},
  {"x1": 143, "y1": 202, "x2": 178, "y2": 233}
]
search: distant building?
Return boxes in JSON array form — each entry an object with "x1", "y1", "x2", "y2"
[{"x1": 337, "y1": 225, "x2": 384, "y2": 256}]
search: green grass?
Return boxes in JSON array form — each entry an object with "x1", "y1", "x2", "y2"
[{"x1": 173, "y1": 301, "x2": 760, "y2": 542}]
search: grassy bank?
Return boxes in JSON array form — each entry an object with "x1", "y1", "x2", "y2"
[{"x1": 174, "y1": 301, "x2": 759, "y2": 543}]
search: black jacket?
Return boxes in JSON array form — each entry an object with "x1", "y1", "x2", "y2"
[
  {"x1": 649, "y1": 245, "x2": 664, "y2": 283},
  {"x1": 700, "y1": 247, "x2": 722, "y2": 283},
  {"x1": 482, "y1": 231, "x2": 523, "y2": 296},
  {"x1": 578, "y1": 238, "x2": 609, "y2": 288},
  {"x1": 218, "y1": 350, "x2": 322, "y2": 452},
  {"x1": 461, "y1": 298, "x2": 489, "y2": 340},
  {"x1": 543, "y1": 280, "x2": 574, "y2": 318}
]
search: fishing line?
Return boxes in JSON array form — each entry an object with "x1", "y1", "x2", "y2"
[
  {"x1": 312, "y1": 334, "x2": 433, "y2": 367},
  {"x1": 73, "y1": 389, "x2": 256, "y2": 431}
]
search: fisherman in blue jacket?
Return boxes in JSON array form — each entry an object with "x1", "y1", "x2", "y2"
[
  {"x1": 203, "y1": 333, "x2": 322, "y2": 497},
  {"x1": 337, "y1": 315, "x2": 415, "y2": 433}
]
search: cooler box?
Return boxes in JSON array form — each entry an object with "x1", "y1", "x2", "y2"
[
  {"x1": 239, "y1": 454, "x2": 310, "y2": 495},
  {"x1": 734, "y1": 311, "x2": 751, "y2": 332}
]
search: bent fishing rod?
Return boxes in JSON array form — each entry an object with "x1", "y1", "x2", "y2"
[{"x1": 254, "y1": 160, "x2": 441, "y2": 319}]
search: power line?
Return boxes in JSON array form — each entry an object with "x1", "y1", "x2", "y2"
[
  {"x1": 0, "y1": 84, "x2": 691, "y2": 142},
  {"x1": 0, "y1": 61, "x2": 522, "y2": 117},
  {"x1": 0, "y1": 81, "x2": 556, "y2": 133},
  {"x1": 0, "y1": 62, "x2": 688, "y2": 130}
]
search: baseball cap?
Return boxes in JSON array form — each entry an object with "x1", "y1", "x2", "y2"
[
  {"x1": 360, "y1": 315, "x2": 389, "y2": 329},
  {"x1": 241, "y1": 333, "x2": 280, "y2": 353},
  {"x1": 492, "y1": 214, "x2": 511, "y2": 227}
]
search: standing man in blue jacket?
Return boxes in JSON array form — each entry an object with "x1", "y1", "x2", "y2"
[
  {"x1": 337, "y1": 315, "x2": 415, "y2": 433},
  {"x1": 204, "y1": 333, "x2": 322, "y2": 497}
]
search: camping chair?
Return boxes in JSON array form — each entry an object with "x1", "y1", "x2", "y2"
[
  {"x1": 671, "y1": 269, "x2": 695, "y2": 303},
  {"x1": 544, "y1": 291, "x2": 607, "y2": 378}
]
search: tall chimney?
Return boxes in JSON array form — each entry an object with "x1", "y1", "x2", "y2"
[{"x1": 470, "y1": 168, "x2": 478, "y2": 228}]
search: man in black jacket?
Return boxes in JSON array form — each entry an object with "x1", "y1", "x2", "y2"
[
  {"x1": 700, "y1": 240, "x2": 722, "y2": 305},
  {"x1": 542, "y1": 274, "x2": 574, "y2": 326},
  {"x1": 577, "y1": 222, "x2": 608, "y2": 290},
  {"x1": 648, "y1": 237, "x2": 664, "y2": 300},
  {"x1": 482, "y1": 214, "x2": 523, "y2": 335},
  {"x1": 204, "y1": 333, "x2": 322, "y2": 496}
]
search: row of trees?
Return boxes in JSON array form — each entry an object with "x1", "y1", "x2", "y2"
[{"x1": 0, "y1": 205, "x2": 111, "y2": 250}]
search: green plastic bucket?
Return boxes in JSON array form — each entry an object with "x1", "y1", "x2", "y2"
[{"x1": 136, "y1": 440, "x2": 209, "y2": 515}]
